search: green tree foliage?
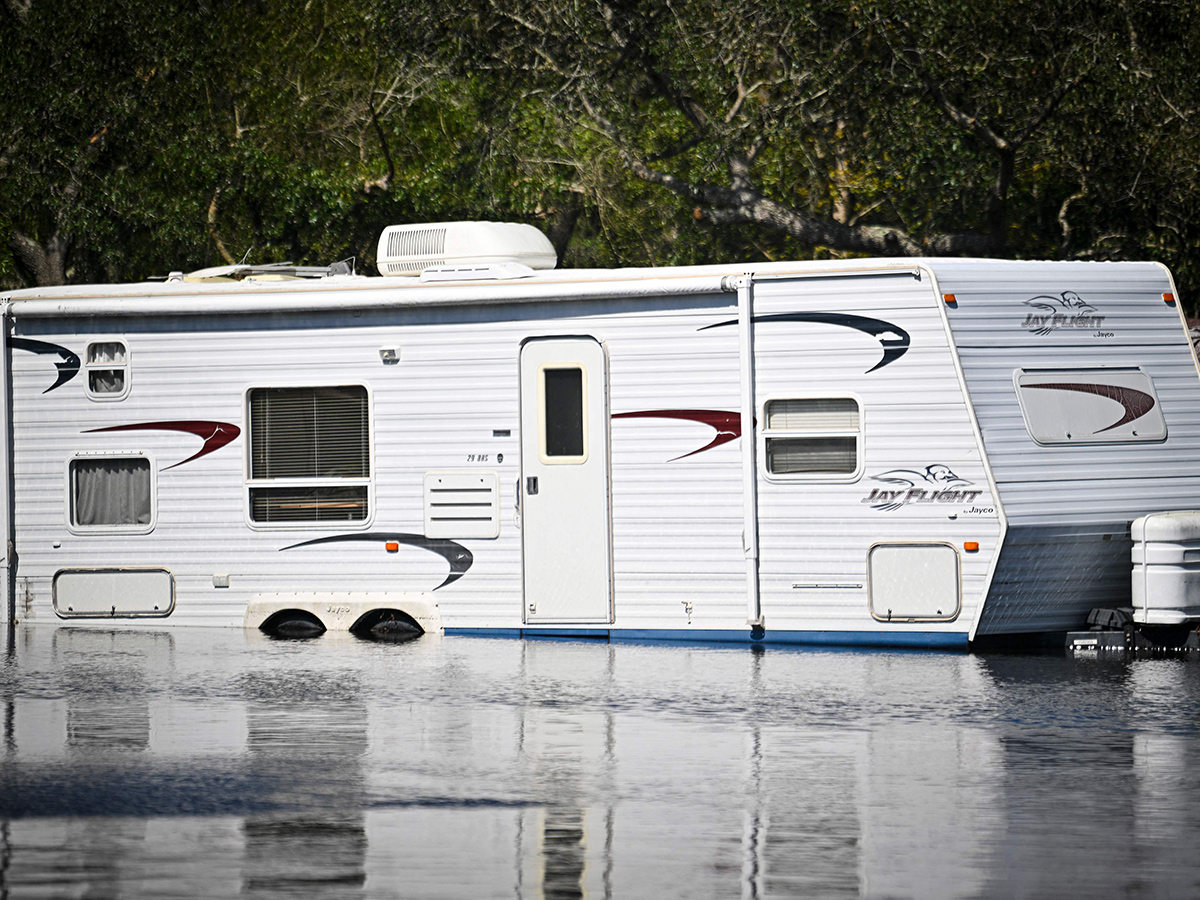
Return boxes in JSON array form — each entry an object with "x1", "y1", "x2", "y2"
[
  {"x1": 448, "y1": 0, "x2": 1200, "y2": 279},
  {"x1": 1, "y1": 0, "x2": 1198, "y2": 311},
  {"x1": 0, "y1": 0, "x2": 499, "y2": 284}
]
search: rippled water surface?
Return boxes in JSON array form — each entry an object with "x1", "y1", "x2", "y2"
[{"x1": 2, "y1": 626, "x2": 1200, "y2": 898}]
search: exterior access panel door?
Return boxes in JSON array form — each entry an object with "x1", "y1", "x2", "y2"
[{"x1": 519, "y1": 337, "x2": 613, "y2": 624}]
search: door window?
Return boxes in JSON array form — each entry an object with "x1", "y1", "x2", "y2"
[{"x1": 539, "y1": 365, "x2": 588, "y2": 463}]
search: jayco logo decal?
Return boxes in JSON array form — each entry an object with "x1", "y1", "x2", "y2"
[
  {"x1": 861, "y1": 465, "x2": 985, "y2": 512},
  {"x1": 1021, "y1": 292, "x2": 1108, "y2": 336}
]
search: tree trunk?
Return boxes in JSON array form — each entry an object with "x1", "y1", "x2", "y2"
[
  {"x1": 10, "y1": 230, "x2": 69, "y2": 286},
  {"x1": 543, "y1": 193, "x2": 582, "y2": 263}
]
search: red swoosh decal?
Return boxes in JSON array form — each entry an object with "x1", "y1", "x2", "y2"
[
  {"x1": 85, "y1": 421, "x2": 241, "y2": 468},
  {"x1": 1025, "y1": 383, "x2": 1156, "y2": 432},
  {"x1": 613, "y1": 409, "x2": 743, "y2": 460}
]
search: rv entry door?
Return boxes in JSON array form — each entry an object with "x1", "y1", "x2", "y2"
[{"x1": 519, "y1": 337, "x2": 613, "y2": 624}]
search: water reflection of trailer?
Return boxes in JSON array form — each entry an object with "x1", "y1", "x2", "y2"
[{"x1": 2, "y1": 221, "x2": 1199, "y2": 648}]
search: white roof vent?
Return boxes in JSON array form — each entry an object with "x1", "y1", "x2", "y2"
[{"x1": 377, "y1": 221, "x2": 557, "y2": 277}]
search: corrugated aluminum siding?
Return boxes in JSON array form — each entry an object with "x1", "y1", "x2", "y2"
[
  {"x1": 935, "y1": 260, "x2": 1200, "y2": 633},
  {"x1": 749, "y1": 274, "x2": 999, "y2": 637},
  {"x1": 9, "y1": 265, "x2": 1007, "y2": 641},
  {"x1": 10, "y1": 294, "x2": 760, "y2": 633}
]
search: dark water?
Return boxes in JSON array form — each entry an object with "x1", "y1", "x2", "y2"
[{"x1": 2, "y1": 627, "x2": 1200, "y2": 899}]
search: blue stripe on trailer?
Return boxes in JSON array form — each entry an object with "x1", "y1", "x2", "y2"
[{"x1": 443, "y1": 627, "x2": 969, "y2": 650}]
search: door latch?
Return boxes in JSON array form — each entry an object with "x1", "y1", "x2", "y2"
[{"x1": 526, "y1": 476, "x2": 539, "y2": 495}]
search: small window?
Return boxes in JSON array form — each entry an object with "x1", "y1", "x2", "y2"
[
  {"x1": 763, "y1": 397, "x2": 861, "y2": 479},
  {"x1": 69, "y1": 456, "x2": 154, "y2": 532},
  {"x1": 85, "y1": 341, "x2": 130, "y2": 400},
  {"x1": 247, "y1": 385, "x2": 370, "y2": 524},
  {"x1": 1015, "y1": 368, "x2": 1167, "y2": 444},
  {"x1": 539, "y1": 365, "x2": 588, "y2": 463}
]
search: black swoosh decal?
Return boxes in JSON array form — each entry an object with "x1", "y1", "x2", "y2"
[
  {"x1": 279, "y1": 532, "x2": 473, "y2": 591},
  {"x1": 8, "y1": 338, "x2": 81, "y2": 392},
  {"x1": 701, "y1": 313, "x2": 910, "y2": 372}
]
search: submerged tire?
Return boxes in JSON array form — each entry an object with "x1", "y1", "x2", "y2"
[
  {"x1": 260, "y1": 609, "x2": 327, "y2": 639},
  {"x1": 349, "y1": 609, "x2": 424, "y2": 643}
]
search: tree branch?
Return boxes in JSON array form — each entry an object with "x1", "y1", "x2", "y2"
[
  {"x1": 1, "y1": 0, "x2": 30, "y2": 23},
  {"x1": 364, "y1": 80, "x2": 395, "y2": 194},
  {"x1": 207, "y1": 188, "x2": 238, "y2": 265},
  {"x1": 1012, "y1": 75, "x2": 1085, "y2": 146},
  {"x1": 918, "y1": 73, "x2": 1013, "y2": 152},
  {"x1": 1058, "y1": 181, "x2": 1086, "y2": 258}
]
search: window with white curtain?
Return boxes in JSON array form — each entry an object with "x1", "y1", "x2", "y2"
[
  {"x1": 69, "y1": 456, "x2": 154, "y2": 531},
  {"x1": 763, "y1": 397, "x2": 862, "y2": 479},
  {"x1": 247, "y1": 385, "x2": 371, "y2": 524},
  {"x1": 85, "y1": 340, "x2": 130, "y2": 400}
]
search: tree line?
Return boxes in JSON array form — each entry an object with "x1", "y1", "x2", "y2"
[{"x1": 2, "y1": 0, "x2": 1197, "y2": 310}]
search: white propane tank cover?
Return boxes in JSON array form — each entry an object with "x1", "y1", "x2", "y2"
[
  {"x1": 377, "y1": 221, "x2": 557, "y2": 276},
  {"x1": 1131, "y1": 510, "x2": 1200, "y2": 543},
  {"x1": 1131, "y1": 510, "x2": 1200, "y2": 618}
]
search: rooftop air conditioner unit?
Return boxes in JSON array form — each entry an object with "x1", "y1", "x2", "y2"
[{"x1": 377, "y1": 221, "x2": 557, "y2": 277}]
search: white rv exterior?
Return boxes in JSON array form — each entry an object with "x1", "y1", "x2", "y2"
[{"x1": 1, "y1": 231, "x2": 1195, "y2": 648}]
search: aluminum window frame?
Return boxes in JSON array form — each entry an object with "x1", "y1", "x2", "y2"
[
  {"x1": 84, "y1": 338, "x2": 131, "y2": 401},
  {"x1": 64, "y1": 451, "x2": 157, "y2": 535},
  {"x1": 242, "y1": 382, "x2": 375, "y2": 530},
  {"x1": 760, "y1": 393, "x2": 865, "y2": 483}
]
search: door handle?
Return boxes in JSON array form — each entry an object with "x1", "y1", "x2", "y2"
[{"x1": 526, "y1": 476, "x2": 539, "y2": 495}]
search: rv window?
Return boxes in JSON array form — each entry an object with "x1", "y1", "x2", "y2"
[
  {"x1": 1015, "y1": 368, "x2": 1167, "y2": 444},
  {"x1": 247, "y1": 385, "x2": 370, "y2": 524},
  {"x1": 85, "y1": 340, "x2": 129, "y2": 400},
  {"x1": 541, "y1": 366, "x2": 587, "y2": 461},
  {"x1": 70, "y1": 457, "x2": 153, "y2": 529},
  {"x1": 764, "y1": 398, "x2": 861, "y2": 478}
]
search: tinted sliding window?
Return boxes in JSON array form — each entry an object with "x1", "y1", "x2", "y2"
[{"x1": 247, "y1": 385, "x2": 370, "y2": 523}]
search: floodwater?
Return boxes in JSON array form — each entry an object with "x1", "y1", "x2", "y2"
[{"x1": 2, "y1": 628, "x2": 1199, "y2": 899}]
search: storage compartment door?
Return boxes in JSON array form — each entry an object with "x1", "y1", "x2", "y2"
[
  {"x1": 868, "y1": 543, "x2": 960, "y2": 622},
  {"x1": 54, "y1": 568, "x2": 175, "y2": 617}
]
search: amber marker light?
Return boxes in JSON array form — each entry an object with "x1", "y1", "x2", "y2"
[
  {"x1": 943, "y1": 293, "x2": 957, "y2": 305},
  {"x1": 1164, "y1": 293, "x2": 1176, "y2": 304},
  {"x1": 385, "y1": 541, "x2": 399, "y2": 552},
  {"x1": 964, "y1": 541, "x2": 979, "y2": 552}
]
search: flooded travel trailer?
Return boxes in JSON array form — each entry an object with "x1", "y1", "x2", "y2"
[{"x1": 2, "y1": 221, "x2": 1198, "y2": 649}]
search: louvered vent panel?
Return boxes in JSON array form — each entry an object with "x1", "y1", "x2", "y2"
[
  {"x1": 423, "y1": 471, "x2": 500, "y2": 539},
  {"x1": 381, "y1": 227, "x2": 447, "y2": 274}
]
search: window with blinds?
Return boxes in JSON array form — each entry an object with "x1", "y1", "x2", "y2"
[
  {"x1": 247, "y1": 385, "x2": 370, "y2": 523},
  {"x1": 86, "y1": 340, "x2": 130, "y2": 400},
  {"x1": 763, "y1": 397, "x2": 861, "y2": 478}
]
